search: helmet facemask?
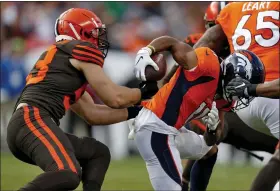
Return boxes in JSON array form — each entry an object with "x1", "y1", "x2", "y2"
[
  {"x1": 220, "y1": 54, "x2": 254, "y2": 111},
  {"x1": 96, "y1": 25, "x2": 110, "y2": 58},
  {"x1": 84, "y1": 25, "x2": 110, "y2": 58}
]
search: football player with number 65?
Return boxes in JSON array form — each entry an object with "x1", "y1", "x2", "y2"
[{"x1": 195, "y1": 2, "x2": 279, "y2": 191}]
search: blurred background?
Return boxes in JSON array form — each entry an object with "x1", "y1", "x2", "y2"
[{"x1": 0, "y1": 1, "x2": 273, "y2": 190}]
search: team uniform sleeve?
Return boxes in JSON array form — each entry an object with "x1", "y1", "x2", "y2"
[
  {"x1": 215, "y1": 3, "x2": 235, "y2": 38},
  {"x1": 215, "y1": 3, "x2": 232, "y2": 25},
  {"x1": 188, "y1": 47, "x2": 220, "y2": 78},
  {"x1": 56, "y1": 40, "x2": 104, "y2": 67}
]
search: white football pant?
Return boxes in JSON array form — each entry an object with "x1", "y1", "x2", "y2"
[
  {"x1": 134, "y1": 108, "x2": 212, "y2": 190},
  {"x1": 236, "y1": 97, "x2": 279, "y2": 140}
]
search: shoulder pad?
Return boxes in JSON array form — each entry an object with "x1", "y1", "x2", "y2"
[{"x1": 56, "y1": 40, "x2": 104, "y2": 67}]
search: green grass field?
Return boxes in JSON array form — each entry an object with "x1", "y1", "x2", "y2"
[{"x1": 1, "y1": 153, "x2": 261, "y2": 190}]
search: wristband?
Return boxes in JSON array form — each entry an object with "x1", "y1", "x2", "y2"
[
  {"x1": 247, "y1": 84, "x2": 258, "y2": 97},
  {"x1": 147, "y1": 45, "x2": 156, "y2": 55},
  {"x1": 127, "y1": 106, "x2": 142, "y2": 120},
  {"x1": 140, "y1": 87, "x2": 146, "y2": 98}
]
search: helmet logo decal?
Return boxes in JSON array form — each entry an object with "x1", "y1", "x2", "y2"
[
  {"x1": 91, "y1": 18, "x2": 98, "y2": 27},
  {"x1": 69, "y1": 23, "x2": 81, "y2": 40},
  {"x1": 235, "y1": 53, "x2": 252, "y2": 79}
]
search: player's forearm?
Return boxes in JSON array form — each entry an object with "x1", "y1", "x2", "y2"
[
  {"x1": 149, "y1": 36, "x2": 194, "y2": 70},
  {"x1": 194, "y1": 25, "x2": 226, "y2": 55},
  {"x1": 255, "y1": 79, "x2": 280, "y2": 99},
  {"x1": 86, "y1": 104, "x2": 129, "y2": 125},
  {"x1": 162, "y1": 64, "x2": 179, "y2": 85},
  {"x1": 149, "y1": 36, "x2": 180, "y2": 53},
  {"x1": 111, "y1": 86, "x2": 141, "y2": 109}
]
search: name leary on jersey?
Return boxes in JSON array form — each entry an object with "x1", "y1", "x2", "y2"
[{"x1": 242, "y1": 2, "x2": 271, "y2": 12}]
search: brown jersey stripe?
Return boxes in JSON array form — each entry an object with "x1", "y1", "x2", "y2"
[
  {"x1": 33, "y1": 107, "x2": 78, "y2": 174},
  {"x1": 73, "y1": 47, "x2": 104, "y2": 62},
  {"x1": 75, "y1": 45, "x2": 103, "y2": 57},
  {"x1": 74, "y1": 46, "x2": 103, "y2": 58},
  {"x1": 23, "y1": 106, "x2": 64, "y2": 170},
  {"x1": 73, "y1": 49, "x2": 104, "y2": 64},
  {"x1": 72, "y1": 52, "x2": 103, "y2": 66}
]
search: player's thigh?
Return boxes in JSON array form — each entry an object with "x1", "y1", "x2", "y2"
[
  {"x1": 223, "y1": 112, "x2": 278, "y2": 153},
  {"x1": 17, "y1": 106, "x2": 81, "y2": 174},
  {"x1": 236, "y1": 97, "x2": 279, "y2": 138},
  {"x1": 259, "y1": 98, "x2": 279, "y2": 139},
  {"x1": 176, "y1": 129, "x2": 212, "y2": 160},
  {"x1": 65, "y1": 133, "x2": 110, "y2": 164},
  {"x1": 7, "y1": 109, "x2": 36, "y2": 165},
  {"x1": 135, "y1": 128, "x2": 182, "y2": 190}
]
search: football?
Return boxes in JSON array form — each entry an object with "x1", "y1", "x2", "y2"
[{"x1": 145, "y1": 53, "x2": 167, "y2": 81}]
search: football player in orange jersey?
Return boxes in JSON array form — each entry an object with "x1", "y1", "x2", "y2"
[
  {"x1": 194, "y1": 2, "x2": 280, "y2": 191},
  {"x1": 6, "y1": 8, "x2": 158, "y2": 191},
  {"x1": 161, "y1": 2, "x2": 278, "y2": 191},
  {"x1": 133, "y1": 33, "x2": 265, "y2": 189}
]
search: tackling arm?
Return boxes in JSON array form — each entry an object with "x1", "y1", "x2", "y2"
[
  {"x1": 194, "y1": 24, "x2": 227, "y2": 55},
  {"x1": 255, "y1": 79, "x2": 280, "y2": 99},
  {"x1": 226, "y1": 78, "x2": 280, "y2": 99},
  {"x1": 71, "y1": 91, "x2": 129, "y2": 125},
  {"x1": 70, "y1": 59, "x2": 141, "y2": 109}
]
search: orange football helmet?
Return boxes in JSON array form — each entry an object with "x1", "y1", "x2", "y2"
[
  {"x1": 204, "y1": 2, "x2": 230, "y2": 29},
  {"x1": 55, "y1": 8, "x2": 109, "y2": 57}
]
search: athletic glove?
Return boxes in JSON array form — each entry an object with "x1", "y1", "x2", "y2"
[
  {"x1": 134, "y1": 47, "x2": 159, "y2": 81},
  {"x1": 202, "y1": 102, "x2": 220, "y2": 131},
  {"x1": 225, "y1": 77, "x2": 257, "y2": 98},
  {"x1": 127, "y1": 106, "x2": 142, "y2": 120},
  {"x1": 139, "y1": 81, "x2": 158, "y2": 100}
]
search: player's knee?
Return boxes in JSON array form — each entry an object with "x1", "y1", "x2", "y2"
[
  {"x1": 95, "y1": 141, "x2": 111, "y2": 165},
  {"x1": 82, "y1": 137, "x2": 111, "y2": 164},
  {"x1": 202, "y1": 145, "x2": 218, "y2": 159},
  {"x1": 57, "y1": 169, "x2": 81, "y2": 189}
]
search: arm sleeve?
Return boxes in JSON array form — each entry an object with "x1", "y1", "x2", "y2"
[
  {"x1": 215, "y1": 3, "x2": 234, "y2": 36},
  {"x1": 189, "y1": 47, "x2": 220, "y2": 77}
]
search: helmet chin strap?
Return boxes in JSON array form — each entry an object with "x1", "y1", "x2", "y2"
[{"x1": 55, "y1": 35, "x2": 75, "y2": 42}]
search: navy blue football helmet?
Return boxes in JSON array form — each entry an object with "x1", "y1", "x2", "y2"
[{"x1": 220, "y1": 49, "x2": 265, "y2": 109}]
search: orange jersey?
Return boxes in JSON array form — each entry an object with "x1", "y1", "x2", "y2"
[
  {"x1": 216, "y1": 2, "x2": 279, "y2": 82},
  {"x1": 142, "y1": 47, "x2": 220, "y2": 129}
]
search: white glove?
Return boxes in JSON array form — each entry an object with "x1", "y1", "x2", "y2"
[
  {"x1": 202, "y1": 102, "x2": 220, "y2": 131},
  {"x1": 134, "y1": 47, "x2": 159, "y2": 81},
  {"x1": 127, "y1": 119, "x2": 136, "y2": 140}
]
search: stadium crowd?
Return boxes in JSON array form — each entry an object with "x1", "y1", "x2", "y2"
[{"x1": 1, "y1": 2, "x2": 209, "y2": 102}]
